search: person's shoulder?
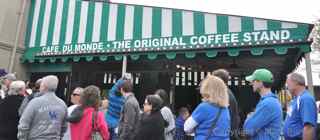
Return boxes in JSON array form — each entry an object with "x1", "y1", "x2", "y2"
[
  {"x1": 68, "y1": 104, "x2": 78, "y2": 111},
  {"x1": 301, "y1": 91, "x2": 315, "y2": 101},
  {"x1": 161, "y1": 106, "x2": 172, "y2": 112},
  {"x1": 196, "y1": 102, "x2": 217, "y2": 112}
]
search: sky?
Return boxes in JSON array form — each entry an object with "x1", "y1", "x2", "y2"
[{"x1": 111, "y1": 0, "x2": 320, "y2": 23}]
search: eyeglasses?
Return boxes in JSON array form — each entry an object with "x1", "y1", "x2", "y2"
[{"x1": 71, "y1": 93, "x2": 80, "y2": 96}]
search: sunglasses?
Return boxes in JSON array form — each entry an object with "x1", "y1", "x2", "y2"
[
  {"x1": 72, "y1": 93, "x2": 80, "y2": 96},
  {"x1": 143, "y1": 102, "x2": 150, "y2": 106}
]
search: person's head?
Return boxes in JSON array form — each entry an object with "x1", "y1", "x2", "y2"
[
  {"x1": 212, "y1": 69, "x2": 230, "y2": 84},
  {"x1": 80, "y1": 85, "x2": 101, "y2": 109},
  {"x1": 40, "y1": 75, "x2": 58, "y2": 93},
  {"x1": 245, "y1": 69, "x2": 273, "y2": 94},
  {"x1": 120, "y1": 80, "x2": 133, "y2": 95},
  {"x1": 100, "y1": 99, "x2": 109, "y2": 110},
  {"x1": 199, "y1": 74, "x2": 229, "y2": 107},
  {"x1": 33, "y1": 78, "x2": 42, "y2": 93},
  {"x1": 178, "y1": 107, "x2": 190, "y2": 120},
  {"x1": 1, "y1": 73, "x2": 16, "y2": 88},
  {"x1": 143, "y1": 95, "x2": 163, "y2": 114},
  {"x1": 8, "y1": 80, "x2": 26, "y2": 96},
  {"x1": 286, "y1": 73, "x2": 306, "y2": 96},
  {"x1": 155, "y1": 89, "x2": 169, "y2": 107},
  {"x1": 71, "y1": 87, "x2": 84, "y2": 105}
]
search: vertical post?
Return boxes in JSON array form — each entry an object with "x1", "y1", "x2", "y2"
[
  {"x1": 8, "y1": 0, "x2": 27, "y2": 73},
  {"x1": 170, "y1": 72, "x2": 175, "y2": 110},
  {"x1": 122, "y1": 55, "x2": 127, "y2": 77},
  {"x1": 305, "y1": 52, "x2": 314, "y2": 96}
]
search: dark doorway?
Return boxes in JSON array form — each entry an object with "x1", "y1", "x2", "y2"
[{"x1": 30, "y1": 72, "x2": 70, "y2": 102}]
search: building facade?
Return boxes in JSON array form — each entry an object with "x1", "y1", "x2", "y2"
[{"x1": 0, "y1": 0, "x2": 30, "y2": 79}]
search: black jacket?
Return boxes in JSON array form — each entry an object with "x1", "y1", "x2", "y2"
[
  {"x1": 0, "y1": 95, "x2": 24, "y2": 140},
  {"x1": 136, "y1": 111, "x2": 166, "y2": 140}
]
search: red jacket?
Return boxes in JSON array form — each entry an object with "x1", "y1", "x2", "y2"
[{"x1": 70, "y1": 107, "x2": 109, "y2": 140}]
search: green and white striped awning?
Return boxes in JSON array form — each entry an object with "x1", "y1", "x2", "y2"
[{"x1": 22, "y1": 0, "x2": 312, "y2": 63}]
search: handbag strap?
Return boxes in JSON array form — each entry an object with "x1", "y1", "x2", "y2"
[
  {"x1": 205, "y1": 107, "x2": 222, "y2": 140},
  {"x1": 92, "y1": 111, "x2": 98, "y2": 130}
]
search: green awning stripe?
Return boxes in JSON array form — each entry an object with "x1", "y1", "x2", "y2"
[
  {"x1": 206, "y1": 51, "x2": 218, "y2": 58},
  {"x1": 217, "y1": 15, "x2": 229, "y2": 33},
  {"x1": 50, "y1": 58, "x2": 56, "y2": 63},
  {"x1": 130, "y1": 54, "x2": 140, "y2": 60},
  {"x1": 34, "y1": 0, "x2": 47, "y2": 47},
  {"x1": 193, "y1": 12, "x2": 205, "y2": 35},
  {"x1": 39, "y1": 59, "x2": 45, "y2": 63},
  {"x1": 114, "y1": 55, "x2": 123, "y2": 61},
  {"x1": 147, "y1": 53, "x2": 158, "y2": 60},
  {"x1": 250, "y1": 48, "x2": 264, "y2": 55},
  {"x1": 99, "y1": 3, "x2": 110, "y2": 42},
  {"x1": 71, "y1": 1, "x2": 82, "y2": 44},
  {"x1": 25, "y1": 0, "x2": 36, "y2": 47},
  {"x1": 275, "y1": 47, "x2": 288, "y2": 55},
  {"x1": 99, "y1": 56, "x2": 108, "y2": 61},
  {"x1": 227, "y1": 49, "x2": 240, "y2": 56},
  {"x1": 59, "y1": 0, "x2": 70, "y2": 46},
  {"x1": 267, "y1": 20, "x2": 281, "y2": 30},
  {"x1": 85, "y1": 1, "x2": 95, "y2": 42},
  {"x1": 185, "y1": 52, "x2": 196, "y2": 59},
  {"x1": 166, "y1": 52, "x2": 176, "y2": 59},
  {"x1": 85, "y1": 56, "x2": 94, "y2": 61},
  {"x1": 241, "y1": 17, "x2": 254, "y2": 32},
  {"x1": 133, "y1": 5, "x2": 143, "y2": 39},
  {"x1": 116, "y1": 4, "x2": 126, "y2": 40},
  {"x1": 172, "y1": 9, "x2": 182, "y2": 36},
  {"x1": 62, "y1": 57, "x2": 69, "y2": 62},
  {"x1": 152, "y1": 7, "x2": 162, "y2": 38},
  {"x1": 46, "y1": 0, "x2": 58, "y2": 46},
  {"x1": 73, "y1": 57, "x2": 81, "y2": 62}
]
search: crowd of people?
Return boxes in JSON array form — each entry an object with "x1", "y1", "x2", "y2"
[{"x1": 0, "y1": 68, "x2": 319, "y2": 140}]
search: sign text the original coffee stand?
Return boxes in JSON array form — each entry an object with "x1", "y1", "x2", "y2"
[{"x1": 41, "y1": 30, "x2": 291, "y2": 55}]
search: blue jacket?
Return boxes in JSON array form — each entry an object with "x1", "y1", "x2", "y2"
[
  {"x1": 105, "y1": 80, "x2": 125, "y2": 128},
  {"x1": 243, "y1": 92, "x2": 282, "y2": 140}
]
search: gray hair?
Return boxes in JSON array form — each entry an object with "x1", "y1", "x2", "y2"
[
  {"x1": 288, "y1": 73, "x2": 305, "y2": 86},
  {"x1": 73, "y1": 87, "x2": 84, "y2": 93},
  {"x1": 42, "y1": 75, "x2": 59, "y2": 92},
  {"x1": 8, "y1": 81, "x2": 26, "y2": 95}
]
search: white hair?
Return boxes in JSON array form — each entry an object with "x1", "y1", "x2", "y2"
[
  {"x1": 8, "y1": 81, "x2": 26, "y2": 95},
  {"x1": 42, "y1": 75, "x2": 59, "y2": 92},
  {"x1": 288, "y1": 73, "x2": 306, "y2": 86}
]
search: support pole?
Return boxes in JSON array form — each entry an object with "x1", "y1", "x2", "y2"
[
  {"x1": 305, "y1": 52, "x2": 314, "y2": 96},
  {"x1": 8, "y1": 0, "x2": 27, "y2": 73},
  {"x1": 122, "y1": 55, "x2": 127, "y2": 77}
]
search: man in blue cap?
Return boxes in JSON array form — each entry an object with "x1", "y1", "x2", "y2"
[
  {"x1": 243, "y1": 68, "x2": 282, "y2": 140},
  {"x1": 283, "y1": 73, "x2": 317, "y2": 140}
]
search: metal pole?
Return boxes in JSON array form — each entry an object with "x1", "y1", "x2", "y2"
[
  {"x1": 8, "y1": 0, "x2": 27, "y2": 73},
  {"x1": 122, "y1": 55, "x2": 127, "y2": 77},
  {"x1": 305, "y1": 52, "x2": 314, "y2": 96}
]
